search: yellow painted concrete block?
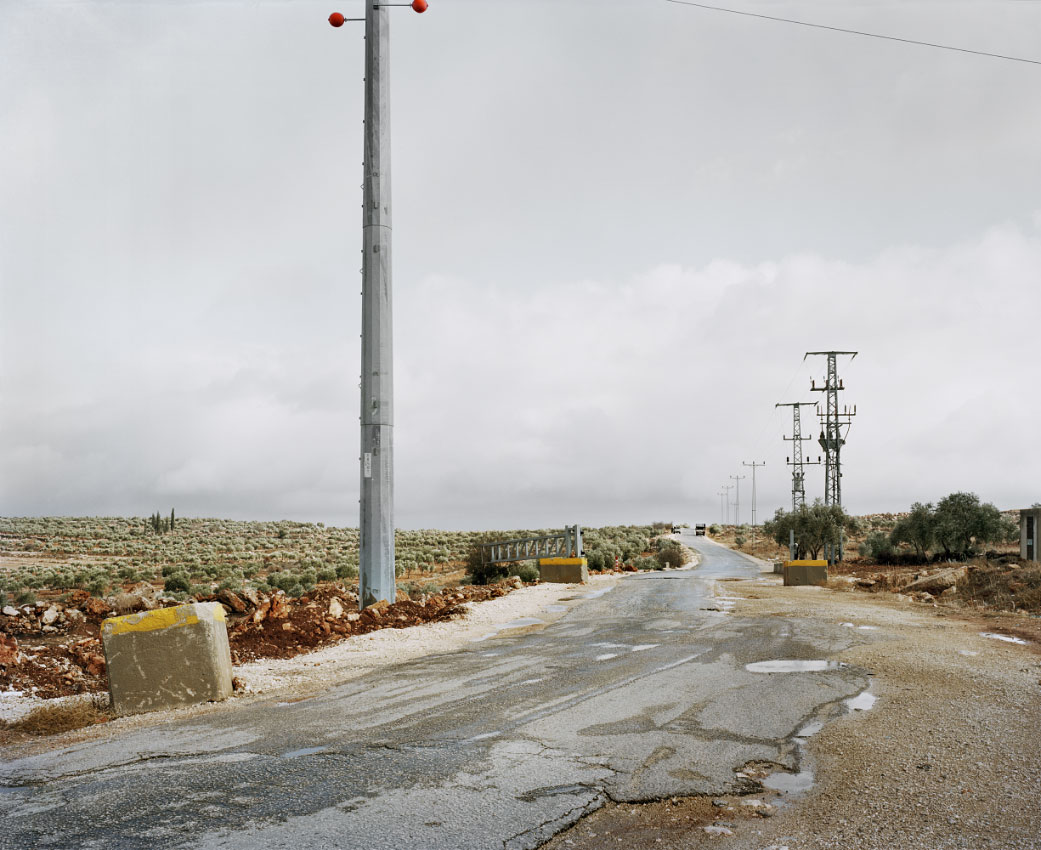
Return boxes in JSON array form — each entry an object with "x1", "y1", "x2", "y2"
[
  {"x1": 101, "y1": 601, "x2": 233, "y2": 716},
  {"x1": 537, "y1": 558, "x2": 589, "y2": 584},
  {"x1": 783, "y1": 561, "x2": 829, "y2": 587}
]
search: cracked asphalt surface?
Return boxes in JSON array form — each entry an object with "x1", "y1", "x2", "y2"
[{"x1": 0, "y1": 535, "x2": 872, "y2": 849}]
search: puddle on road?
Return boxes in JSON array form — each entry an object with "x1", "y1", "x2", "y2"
[
  {"x1": 282, "y1": 746, "x2": 328, "y2": 759},
  {"x1": 765, "y1": 685, "x2": 875, "y2": 796},
  {"x1": 763, "y1": 765, "x2": 814, "y2": 794},
  {"x1": 470, "y1": 617, "x2": 546, "y2": 643},
  {"x1": 544, "y1": 604, "x2": 568, "y2": 613},
  {"x1": 980, "y1": 632, "x2": 1028, "y2": 645},
  {"x1": 595, "y1": 653, "x2": 619, "y2": 661},
  {"x1": 631, "y1": 644, "x2": 659, "y2": 652},
  {"x1": 959, "y1": 649, "x2": 979, "y2": 657},
  {"x1": 583, "y1": 586, "x2": 614, "y2": 600},
  {"x1": 745, "y1": 660, "x2": 840, "y2": 673},
  {"x1": 845, "y1": 690, "x2": 877, "y2": 711}
]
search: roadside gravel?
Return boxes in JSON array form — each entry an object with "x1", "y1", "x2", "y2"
[
  {"x1": 544, "y1": 579, "x2": 1041, "y2": 850},
  {"x1": 1, "y1": 575, "x2": 619, "y2": 753}
]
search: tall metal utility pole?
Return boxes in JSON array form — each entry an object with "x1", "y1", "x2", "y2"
[
  {"x1": 742, "y1": 461, "x2": 765, "y2": 536},
  {"x1": 330, "y1": 1, "x2": 429, "y2": 608},
  {"x1": 805, "y1": 351, "x2": 857, "y2": 509},
  {"x1": 721, "y1": 484, "x2": 733, "y2": 525},
  {"x1": 359, "y1": 1, "x2": 395, "y2": 608},
  {"x1": 716, "y1": 491, "x2": 726, "y2": 525},
  {"x1": 730, "y1": 475, "x2": 745, "y2": 526},
  {"x1": 775, "y1": 402, "x2": 820, "y2": 511}
]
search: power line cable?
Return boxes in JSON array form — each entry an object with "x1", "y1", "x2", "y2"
[{"x1": 664, "y1": 0, "x2": 1041, "y2": 66}]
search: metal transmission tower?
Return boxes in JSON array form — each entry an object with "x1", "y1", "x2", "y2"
[
  {"x1": 775, "y1": 402, "x2": 821, "y2": 511},
  {"x1": 730, "y1": 475, "x2": 746, "y2": 526},
  {"x1": 716, "y1": 491, "x2": 727, "y2": 525},
  {"x1": 805, "y1": 351, "x2": 857, "y2": 508}
]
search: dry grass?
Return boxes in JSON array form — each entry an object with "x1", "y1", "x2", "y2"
[
  {"x1": 959, "y1": 561, "x2": 1041, "y2": 613},
  {"x1": 1, "y1": 694, "x2": 112, "y2": 736}
]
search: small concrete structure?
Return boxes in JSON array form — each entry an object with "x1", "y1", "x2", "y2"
[
  {"x1": 1021, "y1": 508, "x2": 1041, "y2": 563},
  {"x1": 101, "y1": 601, "x2": 233, "y2": 716},
  {"x1": 783, "y1": 560, "x2": 828, "y2": 587},
  {"x1": 538, "y1": 557, "x2": 589, "y2": 584}
]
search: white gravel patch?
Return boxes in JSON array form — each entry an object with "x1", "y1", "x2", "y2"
[{"x1": 234, "y1": 574, "x2": 618, "y2": 697}]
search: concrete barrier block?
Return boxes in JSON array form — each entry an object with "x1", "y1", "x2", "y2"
[
  {"x1": 783, "y1": 560, "x2": 829, "y2": 587},
  {"x1": 101, "y1": 601, "x2": 233, "y2": 716},
  {"x1": 538, "y1": 558, "x2": 589, "y2": 584}
]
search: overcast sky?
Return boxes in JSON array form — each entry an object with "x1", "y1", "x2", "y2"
[{"x1": 2, "y1": 0, "x2": 1040, "y2": 529}]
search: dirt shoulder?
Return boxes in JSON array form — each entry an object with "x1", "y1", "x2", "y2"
[
  {"x1": 0, "y1": 574, "x2": 620, "y2": 754},
  {"x1": 543, "y1": 579, "x2": 1041, "y2": 850}
]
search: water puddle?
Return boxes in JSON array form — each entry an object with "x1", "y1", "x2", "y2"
[
  {"x1": 959, "y1": 649, "x2": 979, "y2": 657},
  {"x1": 980, "y1": 632, "x2": 1028, "y2": 645},
  {"x1": 583, "y1": 586, "x2": 614, "y2": 600},
  {"x1": 282, "y1": 746, "x2": 328, "y2": 759},
  {"x1": 763, "y1": 766, "x2": 814, "y2": 794},
  {"x1": 544, "y1": 604, "x2": 568, "y2": 613},
  {"x1": 767, "y1": 684, "x2": 875, "y2": 796},
  {"x1": 845, "y1": 690, "x2": 877, "y2": 711},
  {"x1": 471, "y1": 618, "x2": 545, "y2": 642},
  {"x1": 857, "y1": 625, "x2": 879, "y2": 631},
  {"x1": 595, "y1": 653, "x2": 619, "y2": 661},
  {"x1": 745, "y1": 660, "x2": 839, "y2": 673},
  {"x1": 631, "y1": 644, "x2": 659, "y2": 652},
  {"x1": 795, "y1": 719, "x2": 825, "y2": 737}
]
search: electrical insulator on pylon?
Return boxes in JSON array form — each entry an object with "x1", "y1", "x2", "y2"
[
  {"x1": 329, "y1": 12, "x2": 345, "y2": 26},
  {"x1": 412, "y1": 0, "x2": 429, "y2": 11}
]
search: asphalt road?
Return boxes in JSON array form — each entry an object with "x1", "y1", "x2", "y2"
[{"x1": 1, "y1": 536, "x2": 870, "y2": 849}]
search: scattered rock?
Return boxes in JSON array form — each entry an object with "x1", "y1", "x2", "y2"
[
  {"x1": 83, "y1": 597, "x2": 111, "y2": 620},
  {"x1": 3, "y1": 605, "x2": 20, "y2": 617},
  {"x1": 40, "y1": 606, "x2": 61, "y2": 626},
  {"x1": 0, "y1": 634, "x2": 22, "y2": 666},
  {"x1": 218, "y1": 589, "x2": 247, "y2": 614},
  {"x1": 703, "y1": 824, "x2": 734, "y2": 836},
  {"x1": 328, "y1": 598, "x2": 345, "y2": 619},
  {"x1": 268, "y1": 594, "x2": 289, "y2": 620},
  {"x1": 902, "y1": 567, "x2": 967, "y2": 596}
]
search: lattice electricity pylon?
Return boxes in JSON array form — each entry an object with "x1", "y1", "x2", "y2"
[
  {"x1": 805, "y1": 351, "x2": 857, "y2": 508},
  {"x1": 775, "y1": 402, "x2": 821, "y2": 511}
]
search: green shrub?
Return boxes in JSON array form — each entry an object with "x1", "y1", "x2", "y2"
[
  {"x1": 509, "y1": 563, "x2": 539, "y2": 582},
  {"x1": 634, "y1": 556, "x2": 661, "y2": 571},
  {"x1": 735, "y1": 535, "x2": 746, "y2": 547},
  {"x1": 861, "y1": 531, "x2": 896, "y2": 562},
  {"x1": 164, "y1": 573, "x2": 191, "y2": 593},
  {"x1": 709, "y1": 524, "x2": 722, "y2": 535},
  {"x1": 316, "y1": 567, "x2": 336, "y2": 582},
  {"x1": 336, "y1": 562, "x2": 359, "y2": 580},
  {"x1": 15, "y1": 588, "x2": 36, "y2": 605},
  {"x1": 655, "y1": 544, "x2": 686, "y2": 569}
]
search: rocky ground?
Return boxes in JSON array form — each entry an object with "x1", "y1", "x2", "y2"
[
  {"x1": 542, "y1": 577, "x2": 1041, "y2": 850},
  {"x1": 0, "y1": 577, "x2": 534, "y2": 714}
]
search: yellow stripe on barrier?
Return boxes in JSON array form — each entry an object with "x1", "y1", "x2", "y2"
[
  {"x1": 102, "y1": 603, "x2": 224, "y2": 636},
  {"x1": 538, "y1": 557, "x2": 587, "y2": 566}
]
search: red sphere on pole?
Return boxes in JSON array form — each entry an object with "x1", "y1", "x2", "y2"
[
  {"x1": 411, "y1": 0, "x2": 428, "y2": 12},
  {"x1": 328, "y1": 12, "x2": 345, "y2": 27}
]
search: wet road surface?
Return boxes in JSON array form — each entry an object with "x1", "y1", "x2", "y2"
[{"x1": 1, "y1": 535, "x2": 870, "y2": 849}]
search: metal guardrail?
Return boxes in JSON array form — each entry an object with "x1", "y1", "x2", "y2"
[{"x1": 481, "y1": 525, "x2": 583, "y2": 565}]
